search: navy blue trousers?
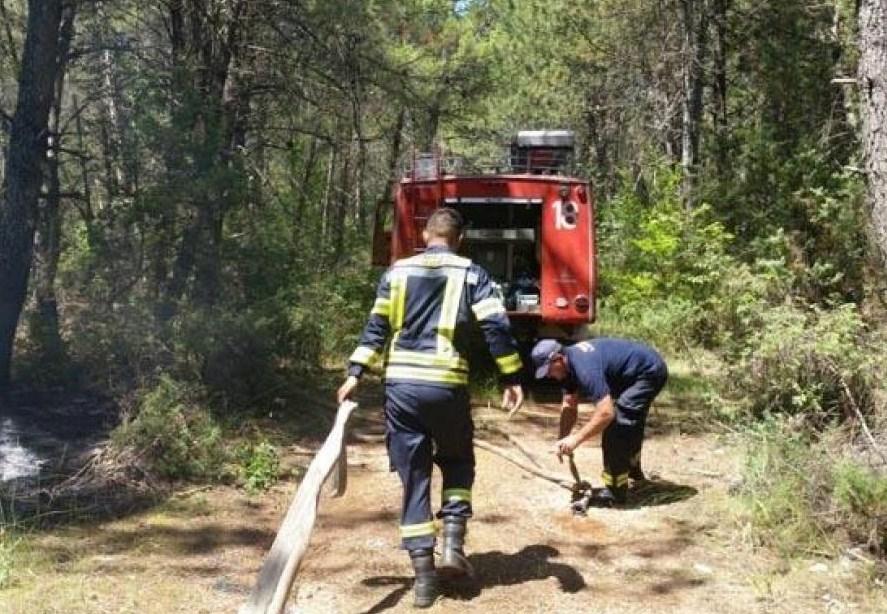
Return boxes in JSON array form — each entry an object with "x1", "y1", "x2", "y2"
[
  {"x1": 385, "y1": 382, "x2": 474, "y2": 550},
  {"x1": 601, "y1": 366, "x2": 668, "y2": 496}
]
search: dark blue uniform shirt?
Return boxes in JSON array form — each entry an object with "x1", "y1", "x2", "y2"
[{"x1": 563, "y1": 338, "x2": 666, "y2": 406}]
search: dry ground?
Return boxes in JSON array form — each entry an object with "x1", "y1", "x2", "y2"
[{"x1": 2, "y1": 372, "x2": 884, "y2": 613}]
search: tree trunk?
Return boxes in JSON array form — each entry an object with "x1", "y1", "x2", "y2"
[
  {"x1": 711, "y1": 0, "x2": 729, "y2": 174},
  {"x1": 679, "y1": 0, "x2": 709, "y2": 207},
  {"x1": 0, "y1": 0, "x2": 65, "y2": 389},
  {"x1": 30, "y1": 2, "x2": 76, "y2": 369},
  {"x1": 858, "y1": 0, "x2": 887, "y2": 269}
]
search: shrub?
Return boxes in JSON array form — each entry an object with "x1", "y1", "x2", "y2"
[
  {"x1": 736, "y1": 416, "x2": 887, "y2": 559},
  {"x1": 736, "y1": 417, "x2": 833, "y2": 556},
  {"x1": 111, "y1": 376, "x2": 227, "y2": 480},
  {"x1": 597, "y1": 163, "x2": 737, "y2": 351},
  {"x1": 173, "y1": 305, "x2": 322, "y2": 410},
  {"x1": 234, "y1": 440, "x2": 281, "y2": 492},
  {"x1": 721, "y1": 303, "x2": 882, "y2": 425},
  {"x1": 833, "y1": 462, "x2": 887, "y2": 555}
]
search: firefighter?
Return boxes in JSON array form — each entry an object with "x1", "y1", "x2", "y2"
[
  {"x1": 337, "y1": 207, "x2": 524, "y2": 608},
  {"x1": 531, "y1": 337, "x2": 668, "y2": 506}
]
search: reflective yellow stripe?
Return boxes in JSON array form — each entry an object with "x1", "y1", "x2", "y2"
[
  {"x1": 371, "y1": 297, "x2": 390, "y2": 317},
  {"x1": 388, "y1": 349, "x2": 468, "y2": 371},
  {"x1": 442, "y1": 488, "x2": 472, "y2": 503},
  {"x1": 350, "y1": 345, "x2": 382, "y2": 367},
  {"x1": 400, "y1": 520, "x2": 436, "y2": 538},
  {"x1": 389, "y1": 273, "x2": 407, "y2": 330},
  {"x1": 397, "y1": 252, "x2": 470, "y2": 269},
  {"x1": 437, "y1": 269, "x2": 466, "y2": 355},
  {"x1": 385, "y1": 365, "x2": 468, "y2": 385},
  {"x1": 472, "y1": 297, "x2": 505, "y2": 321},
  {"x1": 602, "y1": 471, "x2": 629, "y2": 487},
  {"x1": 495, "y1": 352, "x2": 523, "y2": 375}
]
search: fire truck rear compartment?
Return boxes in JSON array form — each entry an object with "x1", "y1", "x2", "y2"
[{"x1": 451, "y1": 201, "x2": 541, "y2": 315}]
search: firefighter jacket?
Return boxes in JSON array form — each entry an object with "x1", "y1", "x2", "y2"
[{"x1": 347, "y1": 246, "x2": 523, "y2": 387}]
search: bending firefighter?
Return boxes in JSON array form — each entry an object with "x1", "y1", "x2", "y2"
[
  {"x1": 338, "y1": 207, "x2": 524, "y2": 608},
  {"x1": 532, "y1": 337, "x2": 668, "y2": 506}
]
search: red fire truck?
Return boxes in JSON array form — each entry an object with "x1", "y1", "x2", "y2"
[{"x1": 373, "y1": 130, "x2": 596, "y2": 340}]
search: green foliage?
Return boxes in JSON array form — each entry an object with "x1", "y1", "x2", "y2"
[
  {"x1": 597, "y1": 164, "x2": 737, "y2": 350},
  {"x1": 173, "y1": 304, "x2": 322, "y2": 409},
  {"x1": 833, "y1": 462, "x2": 887, "y2": 554},
  {"x1": 234, "y1": 440, "x2": 281, "y2": 493},
  {"x1": 736, "y1": 417, "x2": 835, "y2": 556},
  {"x1": 737, "y1": 417, "x2": 887, "y2": 558},
  {"x1": 111, "y1": 376, "x2": 227, "y2": 480},
  {"x1": 722, "y1": 304, "x2": 882, "y2": 424}
]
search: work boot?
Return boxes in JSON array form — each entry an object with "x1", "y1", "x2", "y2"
[
  {"x1": 409, "y1": 548, "x2": 440, "y2": 608},
  {"x1": 438, "y1": 516, "x2": 474, "y2": 579},
  {"x1": 628, "y1": 465, "x2": 647, "y2": 482},
  {"x1": 588, "y1": 486, "x2": 626, "y2": 507}
]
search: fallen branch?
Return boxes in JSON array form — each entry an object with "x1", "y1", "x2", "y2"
[
  {"x1": 474, "y1": 438, "x2": 574, "y2": 490},
  {"x1": 240, "y1": 400, "x2": 358, "y2": 614},
  {"x1": 825, "y1": 359, "x2": 887, "y2": 467}
]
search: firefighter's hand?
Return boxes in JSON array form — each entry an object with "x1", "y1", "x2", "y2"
[
  {"x1": 337, "y1": 376, "x2": 359, "y2": 405},
  {"x1": 555, "y1": 434, "x2": 581, "y2": 463},
  {"x1": 502, "y1": 384, "x2": 524, "y2": 418}
]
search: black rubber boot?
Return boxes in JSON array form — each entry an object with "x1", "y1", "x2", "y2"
[
  {"x1": 628, "y1": 465, "x2": 646, "y2": 482},
  {"x1": 438, "y1": 516, "x2": 474, "y2": 579},
  {"x1": 409, "y1": 548, "x2": 439, "y2": 608},
  {"x1": 589, "y1": 486, "x2": 627, "y2": 507}
]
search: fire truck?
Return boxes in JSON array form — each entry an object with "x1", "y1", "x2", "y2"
[{"x1": 373, "y1": 130, "x2": 596, "y2": 340}]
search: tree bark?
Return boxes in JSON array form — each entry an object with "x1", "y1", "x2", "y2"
[
  {"x1": 711, "y1": 0, "x2": 729, "y2": 175},
  {"x1": 0, "y1": 0, "x2": 65, "y2": 389},
  {"x1": 858, "y1": 0, "x2": 887, "y2": 269},
  {"x1": 30, "y1": 2, "x2": 77, "y2": 368},
  {"x1": 679, "y1": 0, "x2": 709, "y2": 207}
]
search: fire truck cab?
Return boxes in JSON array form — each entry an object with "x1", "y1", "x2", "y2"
[{"x1": 373, "y1": 130, "x2": 596, "y2": 340}]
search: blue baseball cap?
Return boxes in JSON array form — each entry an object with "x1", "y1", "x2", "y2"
[{"x1": 531, "y1": 339, "x2": 563, "y2": 379}]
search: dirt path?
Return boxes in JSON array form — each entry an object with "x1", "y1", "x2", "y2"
[
  {"x1": 274, "y1": 400, "x2": 759, "y2": 614},
  {"x1": 2, "y1": 385, "x2": 878, "y2": 613}
]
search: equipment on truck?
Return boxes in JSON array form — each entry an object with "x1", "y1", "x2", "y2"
[{"x1": 373, "y1": 130, "x2": 597, "y2": 341}]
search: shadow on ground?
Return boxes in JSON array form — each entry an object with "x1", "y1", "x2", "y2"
[
  {"x1": 361, "y1": 544, "x2": 585, "y2": 612},
  {"x1": 626, "y1": 478, "x2": 698, "y2": 508}
]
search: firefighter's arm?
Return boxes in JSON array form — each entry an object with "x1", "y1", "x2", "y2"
[
  {"x1": 468, "y1": 267, "x2": 523, "y2": 394},
  {"x1": 559, "y1": 392, "x2": 579, "y2": 439},
  {"x1": 554, "y1": 395, "x2": 616, "y2": 459},
  {"x1": 339, "y1": 271, "x2": 393, "y2": 402}
]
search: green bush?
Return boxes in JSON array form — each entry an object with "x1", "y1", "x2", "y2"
[
  {"x1": 111, "y1": 376, "x2": 227, "y2": 480},
  {"x1": 173, "y1": 304, "x2": 322, "y2": 409},
  {"x1": 597, "y1": 163, "x2": 737, "y2": 351},
  {"x1": 234, "y1": 440, "x2": 281, "y2": 492},
  {"x1": 833, "y1": 462, "x2": 887, "y2": 555},
  {"x1": 722, "y1": 303, "x2": 882, "y2": 424},
  {"x1": 736, "y1": 416, "x2": 887, "y2": 559}
]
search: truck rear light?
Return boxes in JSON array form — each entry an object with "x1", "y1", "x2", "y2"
[
  {"x1": 574, "y1": 294, "x2": 590, "y2": 312},
  {"x1": 555, "y1": 297, "x2": 569, "y2": 309}
]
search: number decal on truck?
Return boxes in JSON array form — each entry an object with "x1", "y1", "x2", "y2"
[{"x1": 553, "y1": 199, "x2": 578, "y2": 230}]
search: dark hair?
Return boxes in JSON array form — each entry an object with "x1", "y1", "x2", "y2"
[{"x1": 425, "y1": 207, "x2": 465, "y2": 241}]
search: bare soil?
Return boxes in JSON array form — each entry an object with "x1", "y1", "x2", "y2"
[{"x1": 2, "y1": 376, "x2": 883, "y2": 613}]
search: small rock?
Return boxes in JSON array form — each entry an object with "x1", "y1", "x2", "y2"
[
  {"x1": 810, "y1": 563, "x2": 829, "y2": 573},
  {"x1": 693, "y1": 563, "x2": 714, "y2": 575}
]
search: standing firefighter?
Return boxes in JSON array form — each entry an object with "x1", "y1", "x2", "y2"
[
  {"x1": 338, "y1": 207, "x2": 524, "y2": 608},
  {"x1": 531, "y1": 337, "x2": 668, "y2": 506}
]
